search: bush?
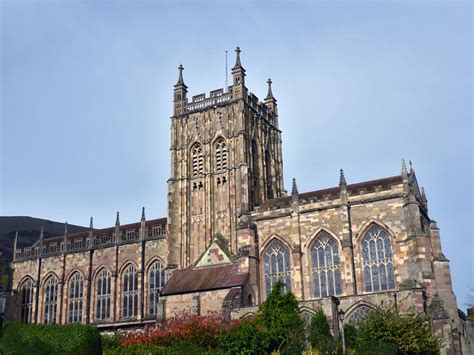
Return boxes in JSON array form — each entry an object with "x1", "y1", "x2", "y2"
[
  {"x1": 357, "y1": 340, "x2": 398, "y2": 355},
  {"x1": 219, "y1": 281, "x2": 305, "y2": 354},
  {"x1": 308, "y1": 309, "x2": 334, "y2": 353},
  {"x1": 356, "y1": 303, "x2": 442, "y2": 354},
  {"x1": 0, "y1": 322, "x2": 102, "y2": 355},
  {"x1": 118, "y1": 313, "x2": 240, "y2": 349},
  {"x1": 103, "y1": 341, "x2": 208, "y2": 354}
]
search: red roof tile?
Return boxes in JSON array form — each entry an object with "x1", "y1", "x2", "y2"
[{"x1": 161, "y1": 263, "x2": 249, "y2": 296}]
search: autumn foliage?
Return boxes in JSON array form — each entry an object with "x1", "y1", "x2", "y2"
[{"x1": 118, "y1": 313, "x2": 241, "y2": 349}]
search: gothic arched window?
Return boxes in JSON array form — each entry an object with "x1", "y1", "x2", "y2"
[
  {"x1": 263, "y1": 239, "x2": 291, "y2": 299},
  {"x1": 20, "y1": 278, "x2": 34, "y2": 323},
  {"x1": 122, "y1": 264, "x2": 138, "y2": 319},
  {"x1": 311, "y1": 233, "x2": 342, "y2": 298},
  {"x1": 361, "y1": 225, "x2": 395, "y2": 292},
  {"x1": 43, "y1": 275, "x2": 58, "y2": 324},
  {"x1": 191, "y1": 144, "x2": 204, "y2": 176},
  {"x1": 95, "y1": 268, "x2": 111, "y2": 321},
  {"x1": 347, "y1": 305, "x2": 372, "y2": 325},
  {"x1": 215, "y1": 138, "x2": 228, "y2": 172},
  {"x1": 148, "y1": 260, "x2": 165, "y2": 316},
  {"x1": 68, "y1": 272, "x2": 84, "y2": 323}
]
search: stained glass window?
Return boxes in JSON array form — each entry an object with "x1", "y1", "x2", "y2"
[
  {"x1": 95, "y1": 268, "x2": 111, "y2": 321},
  {"x1": 215, "y1": 139, "x2": 228, "y2": 172},
  {"x1": 68, "y1": 272, "x2": 84, "y2": 323},
  {"x1": 148, "y1": 260, "x2": 165, "y2": 315},
  {"x1": 122, "y1": 264, "x2": 138, "y2": 318},
  {"x1": 43, "y1": 275, "x2": 58, "y2": 324},
  {"x1": 347, "y1": 305, "x2": 372, "y2": 324},
  {"x1": 20, "y1": 279, "x2": 34, "y2": 323},
  {"x1": 311, "y1": 232, "x2": 342, "y2": 298},
  {"x1": 263, "y1": 239, "x2": 291, "y2": 299},
  {"x1": 361, "y1": 225, "x2": 395, "y2": 292}
]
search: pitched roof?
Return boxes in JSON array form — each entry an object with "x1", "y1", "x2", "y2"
[{"x1": 161, "y1": 263, "x2": 248, "y2": 296}]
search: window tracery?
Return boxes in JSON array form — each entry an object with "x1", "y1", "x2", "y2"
[
  {"x1": 20, "y1": 279, "x2": 33, "y2": 323},
  {"x1": 148, "y1": 260, "x2": 165, "y2": 315},
  {"x1": 361, "y1": 225, "x2": 395, "y2": 292},
  {"x1": 43, "y1": 275, "x2": 58, "y2": 324},
  {"x1": 95, "y1": 268, "x2": 111, "y2": 321},
  {"x1": 192, "y1": 144, "x2": 204, "y2": 176},
  {"x1": 215, "y1": 139, "x2": 228, "y2": 172},
  {"x1": 68, "y1": 272, "x2": 84, "y2": 323},
  {"x1": 311, "y1": 232, "x2": 342, "y2": 298},
  {"x1": 263, "y1": 239, "x2": 291, "y2": 299},
  {"x1": 122, "y1": 264, "x2": 138, "y2": 318}
]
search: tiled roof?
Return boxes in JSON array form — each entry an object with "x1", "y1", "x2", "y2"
[
  {"x1": 161, "y1": 263, "x2": 249, "y2": 296},
  {"x1": 258, "y1": 175, "x2": 403, "y2": 210}
]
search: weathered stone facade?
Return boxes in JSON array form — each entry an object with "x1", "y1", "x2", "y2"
[{"x1": 7, "y1": 48, "x2": 471, "y2": 354}]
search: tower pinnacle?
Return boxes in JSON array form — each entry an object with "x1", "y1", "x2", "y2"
[
  {"x1": 175, "y1": 64, "x2": 187, "y2": 87},
  {"x1": 265, "y1": 78, "x2": 274, "y2": 100},
  {"x1": 291, "y1": 177, "x2": 299, "y2": 196},
  {"x1": 339, "y1": 169, "x2": 347, "y2": 188},
  {"x1": 234, "y1": 46, "x2": 242, "y2": 68}
]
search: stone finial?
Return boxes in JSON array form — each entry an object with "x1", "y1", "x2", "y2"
[
  {"x1": 234, "y1": 46, "x2": 242, "y2": 68},
  {"x1": 409, "y1": 160, "x2": 414, "y2": 174},
  {"x1": 64, "y1": 221, "x2": 68, "y2": 235},
  {"x1": 89, "y1": 216, "x2": 93, "y2": 230},
  {"x1": 421, "y1": 187, "x2": 428, "y2": 202},
  {"x1": 339, "y1": 169, "x2": 347, "y2": 188},
  {"x1": 291, "y1": 177, "x2": 298, "y2": 196},
  {"x1": 176, "y1": 64, "x2": 185, "y2": 86},
  {"x1": 265, "y1": 78, "x2": 274, "y2": 100},
  {"x1": 141, "y1": 206, "x2": 146, "y2": 222},
  {"x1": 115, "y1": 211, "x2": 120, "y2": 227},
  {"x1": 13, "y1": 231, "x2": 18, "y2": 261},
  {"x1": 39, "y1": 226, "x2": 44, "y2": 255},
  {"x1": 401, "y1": 159, "x2": 408, "y2": 177}
]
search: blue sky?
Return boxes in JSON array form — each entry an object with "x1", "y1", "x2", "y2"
[{"x1": 1, "y1": 1, "x2": 472, "y2": 307}]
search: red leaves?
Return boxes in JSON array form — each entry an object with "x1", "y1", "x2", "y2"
[{"x1": 118, "y1": 312, "x2": 241, "y2": 349}]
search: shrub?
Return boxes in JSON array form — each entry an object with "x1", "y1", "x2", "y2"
[
  {"x1": 118, "y1": 313, "x2": 240, "y2": 349},
  {"x1": 219, "y1": 281, "x2": 306, "y2": 354},
  {"x1": 218, "y1": 319, "x2": 269, "y2": 354},
  {"x1": 308, "y1": 309, "x2": 334, "y2": 353},
  {"x1": 0, "y1": 322, "x2": 102, "y2": 355},
  {"x1": 356, "y1": 303, "x2": 442, "y2": 354}
]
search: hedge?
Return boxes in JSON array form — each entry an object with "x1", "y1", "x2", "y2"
[{"x1": 0, "y1": 322, "x2": 102, "y2": 355}]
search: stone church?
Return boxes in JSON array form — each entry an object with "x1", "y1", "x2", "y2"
[{"x1": 8, "y1": 48, "x2": 471, "y2": 353}]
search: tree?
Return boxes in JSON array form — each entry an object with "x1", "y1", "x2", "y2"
[
  {"x1": 308, "y1": 309, "x2": 334, "y2": 353},
  {"x1": 356, "y1": 303, "x2": 442, "y2": 354},
  {"x1": 218, "y1": 281, "x2": 305, "y2": 354}
]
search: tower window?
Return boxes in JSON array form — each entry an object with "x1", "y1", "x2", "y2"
[
  {"x1": 192, "y1": 144, "x2": 204, "y2": 176},
  {"x1": 215, "y1": 139, "x2": 228, "y2": 172}
]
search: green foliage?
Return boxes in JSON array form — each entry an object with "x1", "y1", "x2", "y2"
[
  {"x1": 219, "y1": 281, "x2": 305, "y2": 354},
  {"x1": 308, "y1": 309, "x2": 334, "y2": 353},
  {"x1": 103, "y1": 341, "x2": 209, "y2": 355},
  {"x1": 355, "y1": 303, "x2": 442, "y2": 354},
  {"x1": 0, "y1": 322, "x2": 102, "y2": 355},
  {"x1": 356, "y1": 340, "x2": 398, "y2": 355},
  {"x1": 218, "y1": 319, "x2": 269, "y2": 354}
]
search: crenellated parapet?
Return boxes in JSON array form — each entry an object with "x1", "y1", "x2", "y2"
[{"x1": 13, "y1": 216, "x2": 167, "y2": 262}]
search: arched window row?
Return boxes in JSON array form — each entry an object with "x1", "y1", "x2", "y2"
[{"x1": 261, "y1": 224, "x2": 395, "y2": 301}]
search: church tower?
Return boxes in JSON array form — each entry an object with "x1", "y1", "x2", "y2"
[{"x1": 167, "y1": 48, "x2": 285, "y2": 267}]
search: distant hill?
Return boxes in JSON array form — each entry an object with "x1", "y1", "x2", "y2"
[{"x1": 0, "y1": 217, "x2": 88, "y2": 286}]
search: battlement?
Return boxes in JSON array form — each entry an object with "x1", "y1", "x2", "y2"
[
  {"x1": 187, "y1": 88, "x2": 231, "y2": 112},
  {"x1": 185, "y1": 87, "x2": 274, "y2": 123}
]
